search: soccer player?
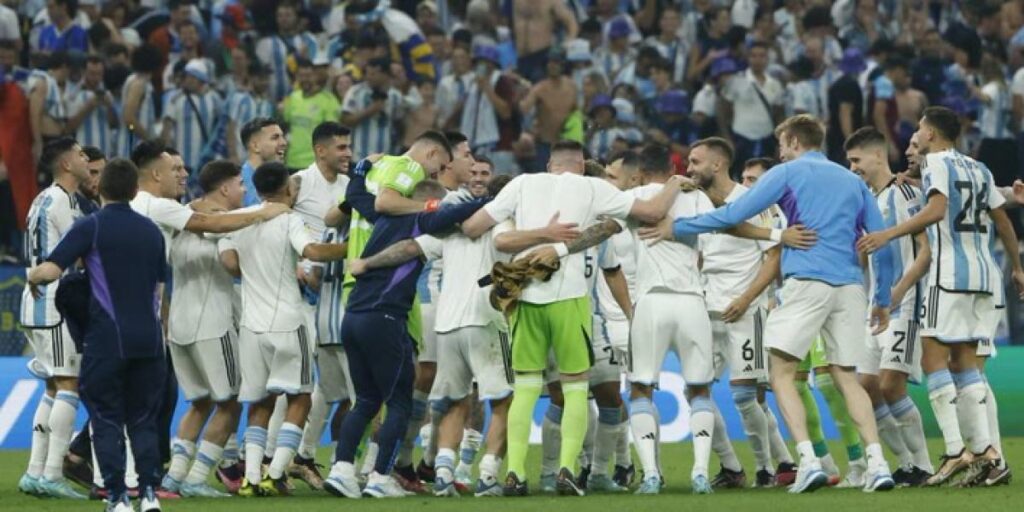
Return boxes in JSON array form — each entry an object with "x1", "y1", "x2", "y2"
[
  {"x1": 239, "y1": 118, "x2": 288, "y2": 207},
  {"x1": 456, "y1": 140, "x2": 688, "y2": 496},
  {"x1": 468, "y1": 156, "x2": 494, "y2": 198},
  {"x1": 845, "y1": 127, "x2": 933, "y2": 486},
  {"x1": 323, "y1": 170, "x2": 486, "y2": 499},
  {"x1": 857, "y1": 106, "x2": 1024, "y2": 487},
  {"x1": 223, "y1": 162, "x2": 348, "y2": 496},
  {"x1": 685, "y1": 137, "x2": 790, "y2": 489},
  {"x1": 18, "y1": 138, "x2": 90, "y2": 500},
  {"x1": 665, "y1": 115, "x2": 898, "y2": 493},
  {"x1": 289, "y1": 122, "x2": 353, "y2": 489},
  {"x1": 160, "y1": 161, "x2": 247, "y2": 498}
]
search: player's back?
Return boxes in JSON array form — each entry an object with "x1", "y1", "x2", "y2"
[
  {"x1": 630, "y1": 185, "x2": 709, "y2": 296},
  {"x1": 423, "y1": 228, "x2": 508, "y2": 333},
  {"x1": 922, "y1": 149, "x2": 1002, "y2": 293},
  {"x1": 168, "y1": 222, "x2": 237, "y2": 344},
  {"x1": 232, "y1": 209, "x2": 308, "y2": 332},
  {"x1": 21, "y1": 185, "x2": 80, "y2": 327}
]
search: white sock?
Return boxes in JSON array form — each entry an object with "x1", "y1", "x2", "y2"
[
  {"x1": 479, "y1": 454, "x2": 501, "y2": 482},
  {"x1": 243, "y1": 426, "x2": 268, "y2": 483},
  {"x1": 865, "y1": 443, "x2": 889, "y2": 474},
  {"x1": 796, "y1": 441, "x2": 819, "y2": 469},
  {"x1": 43, "y1": 391, "x2": 79, "y2": 481},
  {"x1": 299, "y1": 388, "x2": 329, "y2": 460},
  {"x1": 927, "y1": 370, "x2": 964, "y2": 456},
  {"x1": 734, "y1": 386, "x2": 770, "y2": 471},
  {"x1": 360, "y1": 442, "x2": 378, "y2": 477},
  {"x1": 186, "y1": 440, "x2": 224, "y2": 485},
  {"x1": 265, "y1": 396, "x2": 287, "y2": 455},
  {"x1": 954, "y1": 371, "x2": 991, "y2": 454},
  {"x1": 614, "y1": 405, "x2": 631, "y2": 468},
  {"x1": 763, "y1": 402, "x2": 794, "y2": 465},
  {"x1": 167, "y1": 438, "x2": 197, "y2": 482},
  {"x1": 222, "y1": 433, "x2": 240, "y2": 466},
  {"x1": 690, "y1": 396, "x2": 715, "y2": 480},
  {"x1": 541, "y1": 404, "x2": 562, "y2": 477},
  {"x1": 629, "y1": 397, "x2": 659, "y2": 479},
  {"x1": 592, "y1": 407, "x2": 623, "y2": 476},
  {"x1": 890, "y1": 396, "x2": 932, "y2": 472},
  {"x1": 398, "y1": 390, "x2": 429, "y2": 467},
  {"x1": 459, "y1": 428, "x2": 483, "y2": 466},
  {"x1": 27, "y1": 394, "x2": 53, "y2": 478},
  {"x1": 436, "y1": 447, "x2": 457, "y2": 473},
  {"x1": 268, "y1": 422, "x2": 303, "y2": 479},
  {"x1": 821, "y1": 452, "x2": 839, "y2": 475},
  {"x1": 124, "y1": 431, "x2": 138, "y2": 488},
  {"x1": 710, "y1": 401, "x2": 741, "y2": 472},
  {"x1": 874, "y1": 404, "x2": 912, "y2": 467},
  {"x1": 580, "y1": 400, "x2": 597, "y2": 470},
  {"x1": 983, "y1": 377, "x2": 1004, "y2": 463}
]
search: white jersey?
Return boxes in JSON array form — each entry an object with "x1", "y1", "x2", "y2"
[
  {"x1": 922, "y1": 149, "x2": 1005, "y2": 294},
  {"x1": 20, "y1": 185, "x2": 81, "y2": 327},
  {"x1": 130, "y1": 190, "x2": 193, "y2": 260},
  {"x1": 629, "y1": 185, "x2": 712, "y2": 297},
  {"x1": 416, "y1": 226, "x2": 508, "y2": 333},
  {"x1": 292, "y1": 163, "x2": 350, "y2": 239},
  {"x1": 418, "y1": 188, "x2": 474, "y2": 306},
  {"x1": 870, "y1": 180, "x2": 924, "y2": 318},
  {"x1": 700, "y1": 184, "x2": 782, "y2": 312},
  {"x1": 483, "y1": 173, "x2": 636, "y2": 304},
  {"x1": 231, "y1": 209, "x2": 316, "y2": 332},
  {"x1": 168, "y1": 212, "x2": 237, "y2": 345},
  {"x1": 594, "y1": 229, "x2": 635, "y2": 322},
  {"x1": 589, "y1": 241, "x2": 623, "y2": 322}
]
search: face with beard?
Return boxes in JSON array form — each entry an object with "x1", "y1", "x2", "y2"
[{"x1": 686, "y1": 144, "x2": 721, "y2": 189}]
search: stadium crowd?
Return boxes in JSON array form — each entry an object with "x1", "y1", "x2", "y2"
[{"x1": 5, "y1": 0, "x2": 1024, "y2": 510}]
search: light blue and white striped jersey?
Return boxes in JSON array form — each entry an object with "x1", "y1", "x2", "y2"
[
  {"x1": 977, "y1": 81, "x2": 1014, "y2": 140},
  {"x1": 342, "y1": 83, "x2": 410, "y2": 160},
  {"x1": 871, "y1": 179, "x2": 924, "y2": 318},
  {"x1": 922, "y1": 149, "x2": 1005, "y2": 293},
  {"x1": 65, "y1": 84, "x2": 117, "y2": 156},
  {"x1": 644, "y1": 36, "x2": 690, "y2": 84},
  {"x1": 588, "y1": 241, "x2": 621, "y2": 327},
  {"x1": 226, "y1": 90, "x2": 276, "y2": 160},
  {"x1": 255, "y1": 32, "x2": 319, "y2": 102},
  {"x1": 588, "y1": 126, "x2": 623, "y2": 162},
  {"x1": 116, "y1": 73, "x2": 156, "y2": 158},
  {"x1": 593, "y1": 46, "x2": 636, "y2": 82},
  {"x1": 163, "y1": 89, "x2": 223, "y2": 171},
  {"x1": 315, "y1": 227, "x2": 346, "y2": 346},
  {"x1": 20, "y1": 185, "x2": 81, "y2": 327},
  {"x1": 28, "y1": 70, "x2": 67, "y2": 123}
]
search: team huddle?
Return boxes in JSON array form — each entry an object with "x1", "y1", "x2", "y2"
[{"x1": 17, "y1": 106, "x2": 1023, "y2": 508}]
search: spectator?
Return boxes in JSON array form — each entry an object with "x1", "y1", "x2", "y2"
[
  {"x1": 612, "y1": 97, "x2": 643, "y2": 146},
  {"x1": 838, "y1": 0, "x2": 896, "y2": 52},
  {"x1": 800, "y1": 35, "x2": 840, "y2": 123},
  {"x1": 341, "y1": 57, "x2": 419, "y2": 162},
  {"x1": 616, "y1": 46, "x2": 660, "y2": 101},
  {"x1": 644, "y1": 5, "x2": 690, "y2": 86},
  {"x1": 520, "y1": 47, "x2": 576, "y2": 171},
  {"x1": 255, "y1": 0, "x2": 317, "y2": 102},
  {"x1": 160, "y1": 20, "x2": 212, "y2": 90},
  {"x1": 650, "y1": 90, "x2": 692, "y2": 154},
  {"x1": 31, "y1": 0, "x2": 89, "y2": 55},
  {"x1": 911, "y1": 29, "x2": 949, "y2": 106},
  {"x1": 974, "y1": 52, "x2": 1019, "y2": 186},
  {"x1": 687, "y1": 6, "x2": 732, "y2": 83},
  {"x1": 225, "y1": 61, "x2": 274, "y2": 164},
  {"x1": 567, "y1": 39, "x2": 605, "y2": 108},
  {"x1": 66, "y1": 56, "x2": 117, "y2": 157},
  {"x1": 798, "y1": 6, "x2": 843, "y2": 65},
  {"x1": 284, "y1": 58, "x2": 342, "y2": 169},
  {"x1": 718, "y1": 41, "x2": 784, "y2": 178},
  {"x1": 512, "y1": 0, "x2": 578, "y2": 83},
  {"x1": 161, "y1": 59, "x2": 222, "y2": 178},
  {"x1": 403, "y1": 81, "x2": 438, "y2": 150},
  {"x1": 147, "y1": 0, "x2": 198, "y2": 67},
  {"x1": 827, "y1": 48, "x2": 866, "y2": 164},
  {"x1": 116, "y1": 44, "x2": 160, "y2": 159},
  {"x1": 596, "y1": 17, "x2": 637, "y2": 82},
  {"x1": 459, "y1": 44, "x2": 517, "y2": 170},
  {"x1": 435, "y1": 45, "x2": 473, "y2": 130},
  {"x1": 774, "y1": 0, "x2": 806, "y2": 63},
  {"x1": 871, "y1": 57, "x2": 921, "y2": 164},
  {"x1": 586, "y1": 94, "x2": 620, "y2": 162},
  {"x1": 28, "y1": 51, "x2": 70, "y2": 169}
]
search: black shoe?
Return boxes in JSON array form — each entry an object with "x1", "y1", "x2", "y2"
[
  {"x1": 775, "y1": 462, "x2": 797, "y2": 486},
  {"x1": 416, "y1": 460, "x2": 436, "y2": 483},
  {"x1": 613, "y1": 464, "x2": 635, "y2": 488},
  {"x1": 271, "y1": 476, "x2": 292, "y2": 497},
  {"x1": 503, "y1": 472, "x2": 528, "y2": 497},
  {"x1": 984, "y1": 463, "x2": 1012, "y2": 487},
  {"x1": 556, "y1": 468, "x2": 585, "y2": 496},
  {"x1": 63, "y1": 454, "x2": 95, "y2": 489},
  {"x1": 710, "y1": 466, "x2": 747, "y2": 489},
  {"x1": 892, "y1": 467, "x2": 912, "y2": 487},
  {"x1": 906, "y1": 466, "x2": 931, "y2": 487},
  {"x1": 755, "y1": 469, "x2": 775, "y2": 488},
  {"x1": 576, "y1": 465, "x2": 591, "y2": 490}
]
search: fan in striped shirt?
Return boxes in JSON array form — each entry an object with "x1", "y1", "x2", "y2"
[
  {"x1": 161, "y1": 60, "x2": 223, "y2": 176},
  {"x1": 65, "y1": 57, "x2": 117, "y2": 157}
]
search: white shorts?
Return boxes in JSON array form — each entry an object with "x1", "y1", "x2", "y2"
[
  {"x1": 860, "y1": 319, "x2": 922, "y2": 382},
  {"x1": 26, "y1": 323, "x2": 79, "y2": 379},
  {"x1": 170, "y1": 331, "x2": 240, "y2": 402},
  {"x1": 711, "y1": 307, "x2": 768, "y2": 383},
  {"x1": 591, "y1": 317, "x2": 628, "y2": 385},
  {"x1": 764, "y1": 280, "x2": 866, "y2": 368},
  {"x1": 921, "y1": 286, "x2": 995, "y2": 343},
  {"x1": 316, "y1": 345, "x2": 353, "y2": 403},
  {"x1": 238, "y1": 325, "x2": 316, "y2": 402},
  {"x1": 629, "y1": 292, "x2": 714, "y2": 387},
  {"x1": 419, "y1": 302, "x2": 438, "y2": 363},
  {"x1": 430, "y1": 324, "x2": 513, "y2": 401}
]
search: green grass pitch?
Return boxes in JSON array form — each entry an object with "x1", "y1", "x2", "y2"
[{"x1": 2, "y1": 439, "x2": 1021, "y2": 512}]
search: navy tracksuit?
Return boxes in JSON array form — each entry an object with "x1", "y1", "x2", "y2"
[{"x1": 336, "y1": 170, "x2": 485, "y2": 475}]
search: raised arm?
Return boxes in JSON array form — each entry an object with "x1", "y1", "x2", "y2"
[
  {"x1": 628, "y1": 176, "x2": 685, "y2": 224},
  {"x1": 673, "y1": 169, "x2": 787, "y2": 236},
  {"x1": 184, "y1": 203, "x2": 289, "y2": 233},
  {"x1": 345, "y1": 167, "x2": 380, "y2": 222}
]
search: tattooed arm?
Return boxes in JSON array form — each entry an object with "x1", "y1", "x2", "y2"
[
  {"x1": 348, "y1": 239, "x2": 423, "y2": 276},
  {"x1": 522, "y1": 218, "x2": 623, "y2": 266}
]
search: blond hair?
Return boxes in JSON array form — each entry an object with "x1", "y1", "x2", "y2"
[{"x1": 774, "y1": 114, "x2": 826, "y2": 150}]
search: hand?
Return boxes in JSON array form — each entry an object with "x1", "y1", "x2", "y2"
[
  {"x1": 349, "y1": 258, "x2": 368, "y2": 276},
  {"x1": 857, "y1": 230, "x2": 891, "y2": 254},
  {"x1": 542, "y1": 212, "x2": 580, "y2": 243},
  {"x1": 1013, "y1": 269, "x2": 1024, "y2": 300},
  {"x1": 666, "y1": 174, "x2": 689, "y2": 191},
  {"x1": 869, "y1": 305, "x2": 890, "y2": 335},
  {"x1": 524, "y1": 245, "x2": 559, "y2": 268},
  {"x1": 894, "y1": 173, "x2": 921, "y2": 188},
  {"x1": 782, "y1": 225, "x2": 817, "y2": 249},
  {"x1": 258, "y1": 202, "x2": 291, "y2": 220},
  {"x1": 721, "y1": 294, "x2": 752, "y2": 323},
  {"x1": 29, "y1": 282, "x2": 43, "y2": 300},
  {"x1": 367, "y1": 99, "x2": 386, "y2": 115},
  {"x1": 638, "y1": 217, "x2": 675, "y2": 245},
  {"x1": 1012, "y1": 180, "x2": 1024, "y2": 205},
  {"x1": 677, "y1": 175, "x2": 699, "y2": 193}
]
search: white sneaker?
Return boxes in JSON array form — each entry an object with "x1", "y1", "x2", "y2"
[
  {"x1": 838, "y1": 458, "x2": 867, "y2": 488},
  {"x1": 324, "y1": 462, "x2": 362, "y2": 499},
  {"x1": 139, "y1": 487, "x2": 160, "y2": 512},
  {"x1": 863, "y1": 468, "x2": 896, "y2": 493},
  {"x1": 362, "y1": 472, "x2": 408, "y2": 498},
  {"x1": 788, "y1": 464, "x2": 829, "y2": 494},
  {"x1": 105, "y1": 496, "x2": 135, "y2": 512},
  {"x1": 455, "y1": 462, "x2": 473, "y2": 486}
]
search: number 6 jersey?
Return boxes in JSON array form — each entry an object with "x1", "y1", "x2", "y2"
[{"x1": 921, "y1": 149, "x2": 1005, "y2": 294}]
